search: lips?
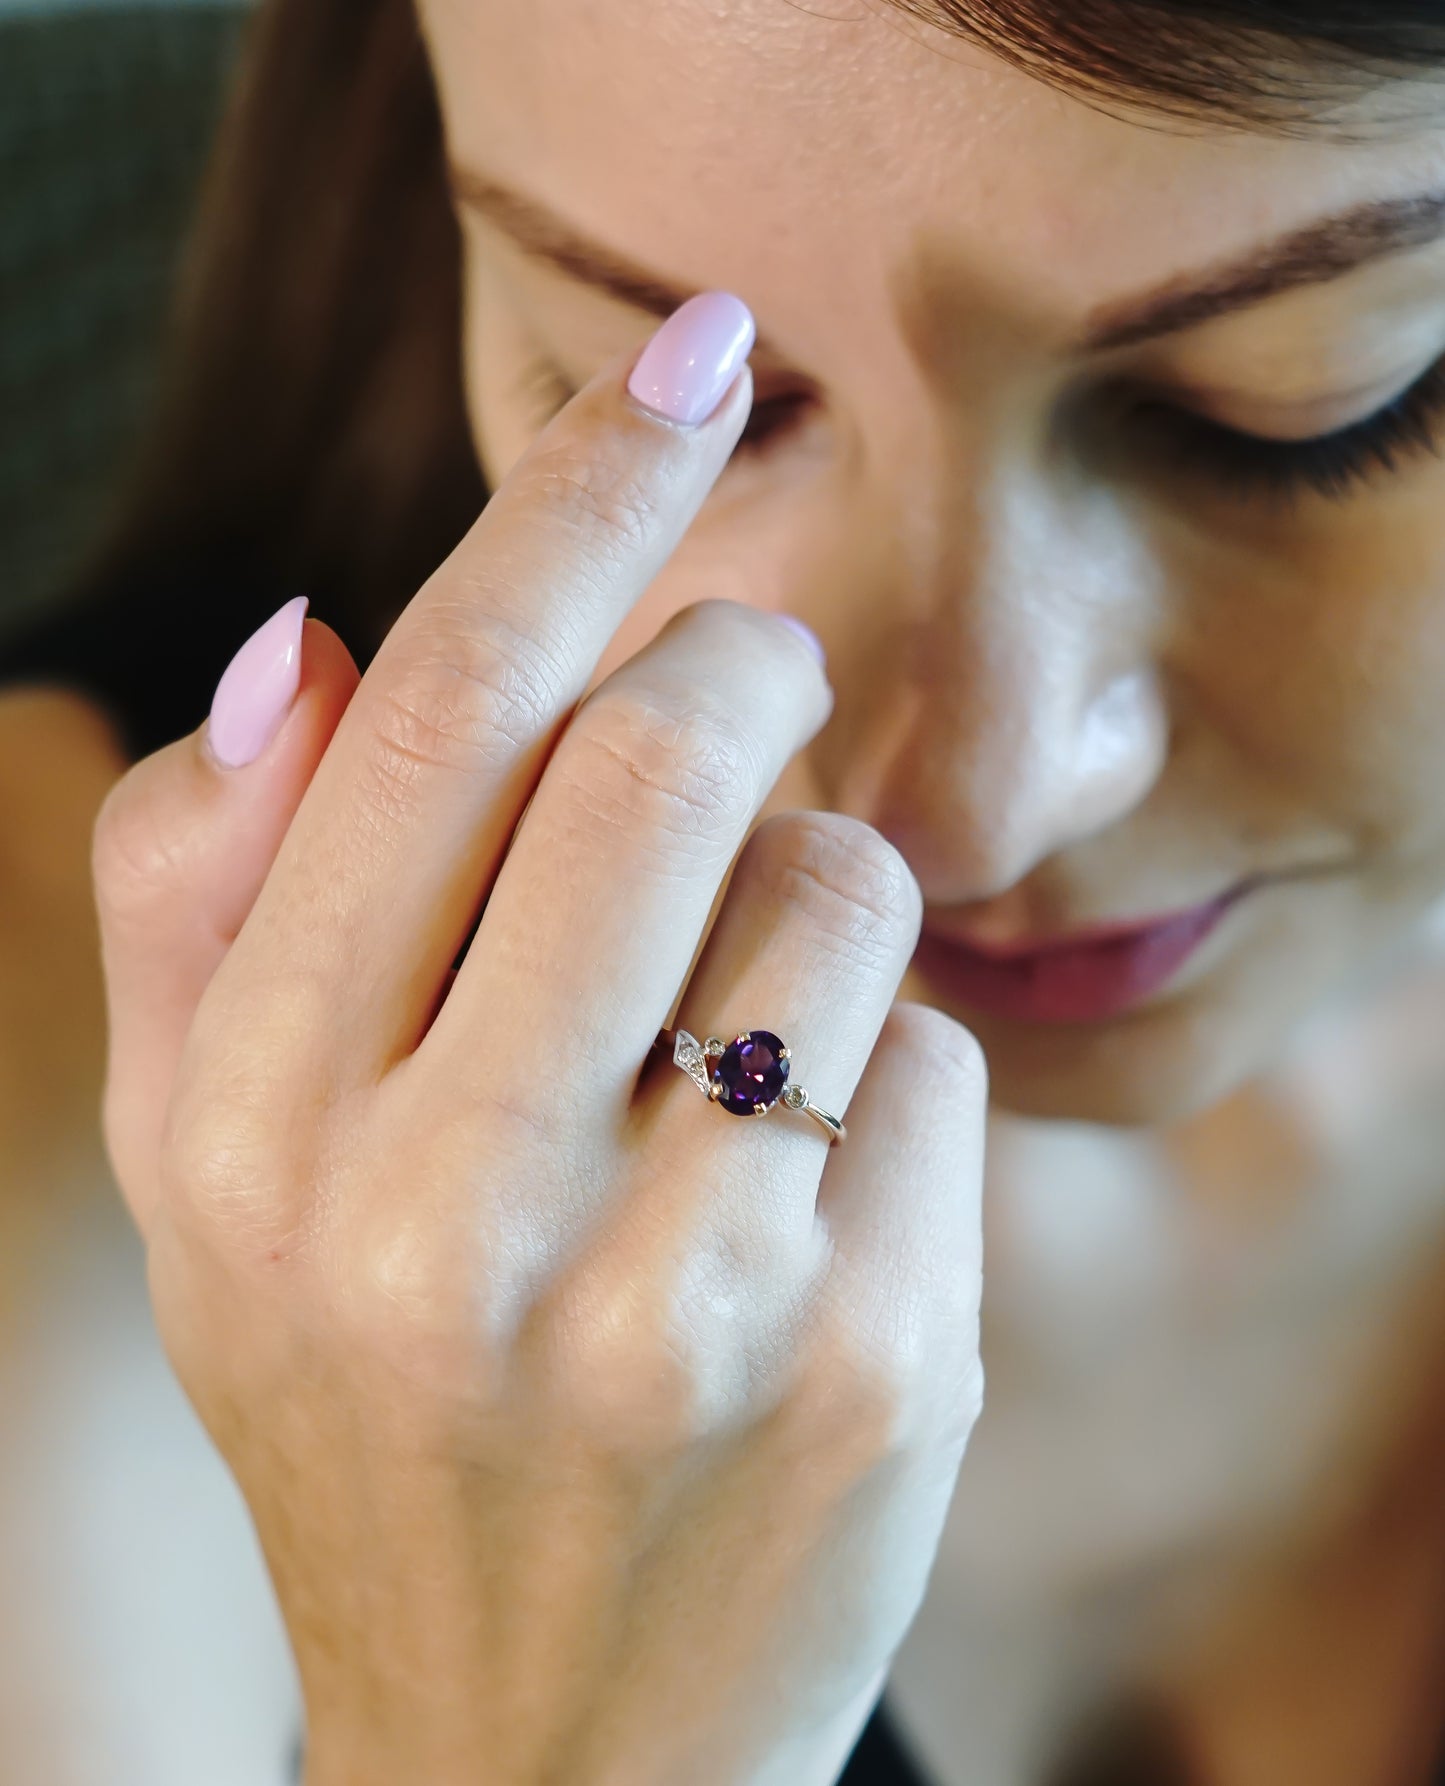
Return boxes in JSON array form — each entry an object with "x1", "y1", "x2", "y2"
[{"x1": 915, "y1": 886, "x2": 1252, "y2": 1026}]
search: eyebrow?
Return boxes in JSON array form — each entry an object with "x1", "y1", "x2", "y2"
[
  {"x1": 447, "y1": 166, "x2": 782, "y2": 358},
  {"x1": 447, "y1": 165, "x2": 1445, "y2": 358}
]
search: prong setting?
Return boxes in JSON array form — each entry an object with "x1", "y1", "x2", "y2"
[{"x1": 669, "y1": 1026, "x2": 845, "y2": 1142}]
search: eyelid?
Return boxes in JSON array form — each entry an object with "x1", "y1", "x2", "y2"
[
  {"x1": 1127, "y1": 355, "x2": 1412, "y2": 435},
  {"x1": 1129, "y1": 349, "x2": 1445, "y2": 506},
  {"x1": 1151, "y1": 313, "x2": 1445, "y2": 431},
  {"x1": 1181, "y1": 368, "x2": 1431, "y2": 442}
]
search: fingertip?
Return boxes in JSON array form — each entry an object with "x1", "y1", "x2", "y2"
[
  {"x1": 624, "y1": 291, "x2": 757, "y2": 429},
  {"x1": 295, "y1": 614, "x2": 363, "y2": 704},
  {"x1": 205, "y1": 596, "x2": 310, "y2": 771},
  {"x1": 198, "y1": 609, "x2": 359, "y2": 775}
]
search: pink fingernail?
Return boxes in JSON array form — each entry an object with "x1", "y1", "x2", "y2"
[
  {"x1": 626, "y1": 292, "x2": 756, "y2": 427},
  {"x1": 206, "y1": 595, "x2": 309, "y2": 768}
]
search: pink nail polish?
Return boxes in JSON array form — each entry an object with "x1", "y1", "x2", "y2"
[
  {"x1": 626, "y1": 292, "x2": 756, "y2": 427},
  {"x1": 207, "y1": 595, "x2": 309, "y2": 768},
  {"x1": 776, "y1": 614, "x2": 827, "y2": 669}
]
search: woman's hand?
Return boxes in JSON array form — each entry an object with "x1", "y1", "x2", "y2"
[{"x1": 91, "y1": 295, "x2": 987, "y2": 1786}]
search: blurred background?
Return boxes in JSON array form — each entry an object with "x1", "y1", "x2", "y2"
[
  {"x1": 0, "y1": 4, "x2": 302, "y2": 1780},
  {"x1": 2, "y1": 0, "x2": 244, "y2": 630}
]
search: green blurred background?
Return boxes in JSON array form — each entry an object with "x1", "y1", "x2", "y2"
[{"x1": 0, "y1": 2, "x2": 250, "y2": 633}]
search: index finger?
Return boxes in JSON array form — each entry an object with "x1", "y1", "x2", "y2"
[{"x1": 204, "y1": 292, "x2": 757, "y2": 1084}]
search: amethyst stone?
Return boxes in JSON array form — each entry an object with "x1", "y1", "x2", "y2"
[{"x1": 712, "y1": 1031, "x2": 789, "y2": 1116}]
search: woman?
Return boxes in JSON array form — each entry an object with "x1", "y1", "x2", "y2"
[{"x1": 5, "y1": 0, "x2": 1445, "y2": 1779}]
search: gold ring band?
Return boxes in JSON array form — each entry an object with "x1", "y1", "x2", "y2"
[{"x1": 669, "y1": 1028, "x2": 847, "y2": 1145}]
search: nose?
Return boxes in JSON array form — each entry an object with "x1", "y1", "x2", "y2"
[{"x1": 843, "y1": 490, "x2": 1170, "y2": 905}]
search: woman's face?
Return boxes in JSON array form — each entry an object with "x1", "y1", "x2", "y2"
[{"x1": 417, "y1": 0, "x2": 1445, "y2": 1126}]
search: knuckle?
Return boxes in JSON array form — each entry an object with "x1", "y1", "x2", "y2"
[
  {"x1": 159, "y1": 1087, "x2": 297, "y2": 1247},
  {"x1": 367, "y1": 605, "x2": 564, "y2": 791},
  {"x1": 323, "y1": 1221, "x2": 476, "y2": 1393},
  {"x1": 855, "y1": 1287, "x2": 981, "y2": 1443},
  {"x1": 157, "y1": 1019, "x2": 333, "y2": 1251},
  {"x1": 757, "y1": 813, "x2": 922, "y2": 970},
  {"x1": 785, "y1": 1322, "x2": 918, "y2": 1471},
  {"x1": 532, "y1": 1268, "x2": 699, "y2": 1454},
  {"x1": 561, "y1": 694, "x2": 755, "y2": 845},
  {"x1": 807, "y1": 1299, "x2": 982, "y2": 1465}
]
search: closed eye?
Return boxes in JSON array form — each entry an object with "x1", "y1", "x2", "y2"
[{"x1": 1128, "y1": 354, "x2": 1445, "y2": 506}]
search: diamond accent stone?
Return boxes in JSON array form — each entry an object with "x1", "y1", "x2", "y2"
[
  {"x1": 673, "y1": 1029, "x2": 712, "y2": 1096},
  {"x1": 781, "y1": 1084, "x2": 808, "y2": 1110}
]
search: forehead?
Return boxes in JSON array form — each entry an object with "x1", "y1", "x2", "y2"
[{"x1": 419, "y1": 0, "x2": 1435, "y2": 363}]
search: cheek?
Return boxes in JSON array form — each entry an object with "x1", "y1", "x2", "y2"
[
  {"x1": 1187, "y1": 523, "x2": 1445, "y2": 848},
  {"x1": 1322, "y1": 595, "x2": 1445, "y2": 845}
]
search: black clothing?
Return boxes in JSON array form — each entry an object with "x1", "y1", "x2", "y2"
[
  {"x1": 0, "y1": 557, "x2": 308, "y2": 764},
  {"x1": 282, "y1": 1691, "x2": 933, "y2": 1785},
  {"x1": 840, "y1": 1697, "x2": 935, "y2": 1783}
]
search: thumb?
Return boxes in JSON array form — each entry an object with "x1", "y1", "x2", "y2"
[{"x1": 92, "y1": 597, "x2": 362, "y2": 1231}]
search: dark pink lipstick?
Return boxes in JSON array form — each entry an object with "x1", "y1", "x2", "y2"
[{"x1": 915, "y1": 886, "x2": 1252, "y2": 1026}]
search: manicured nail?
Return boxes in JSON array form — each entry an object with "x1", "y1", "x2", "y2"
[
  {"x1": 206, "y1": 595, "x2": 308, "y2": 768},
  {"x1": 776, "y1": 614, "x2": 827, "y2": 669},
  {"x1": 626, "y1": 292, "x2": 756, "y2": 427}
]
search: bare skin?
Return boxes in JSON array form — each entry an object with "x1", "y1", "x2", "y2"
[
  {"x1": 87, "y1": 342, "x2": 987, "y2": 1786},
  {"x1": 417, "y1": 3, "x2": 1445, "y2": 1774},
  {"x1": 7, "y1": 0, "x2": 1445, "y2": 1779}
]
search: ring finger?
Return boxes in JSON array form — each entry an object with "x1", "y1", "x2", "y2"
[
  {"x1": 651, "y1": 809, "x2": 925, "y2": 1241},
  {"x1": 411, "y1": 598, "x2": 832, "y2": 1121}
]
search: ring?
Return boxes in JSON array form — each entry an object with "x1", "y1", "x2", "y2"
[{"x1": 669, "y1": 1029, "x2": 847, "y2": 1145}]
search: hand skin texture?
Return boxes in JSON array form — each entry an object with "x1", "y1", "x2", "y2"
[{"x1": 89, "y1": 304, "x2": 987, "y2": 1786}]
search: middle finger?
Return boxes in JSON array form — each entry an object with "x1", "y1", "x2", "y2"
[
  {"x1": 207, "y1": 295, "x2": 757, "y2": 1087},
  {"x1": 415, "y1": 597, "x2": 832, "y2": 1116}
]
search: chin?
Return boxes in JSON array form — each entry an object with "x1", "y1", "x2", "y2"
[
  {"x1": 899, "y1": 962, "x2": 1298, "y2": 1129},
  {"x1": 901, "y1": 879, "x2": 1369, "y2": 1130},
  {"x1": 957, "y1": 1006, "x2": 1259, "y2": 1127}
]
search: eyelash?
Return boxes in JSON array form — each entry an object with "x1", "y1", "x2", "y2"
[
  {"x1": 516, "y1": 350, "x2": 1445, "y2": 505},
  {"x1": 1134, "y1": 354, "x2": 1445, "y2": 506}
]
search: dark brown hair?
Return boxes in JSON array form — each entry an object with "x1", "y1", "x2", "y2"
[
  {"x1": 883, "y1": 1, "x2": 1445, "y2": 134},
  {"x1": 72, "y1": 0, "x2": 1445, "y2": 668},
  {"x1": 70, "y1": 0, "x2": 482, "y2": 667}
]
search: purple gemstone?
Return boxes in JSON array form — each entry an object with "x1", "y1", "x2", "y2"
[{"x1": 713, "y1": 1031, "x2": 789, "y2": 1116}]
